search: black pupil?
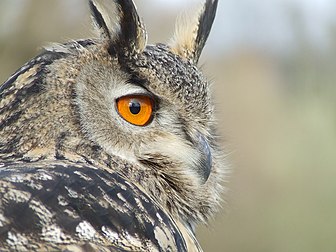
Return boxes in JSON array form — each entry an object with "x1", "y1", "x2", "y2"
[{"x1": 129, "y1": 100, "x2": 141, "y2": 114}]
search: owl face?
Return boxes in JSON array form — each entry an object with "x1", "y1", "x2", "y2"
[
  {"x1": 76, "y1": 43, "x2": 213, "y2": 177},
  {"x1": 72, "y1": 0, "x2": 223, "y2": 224}
]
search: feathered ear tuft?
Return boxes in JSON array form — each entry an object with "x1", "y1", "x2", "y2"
[
  {"x1": 89, "y1": 0, "x2": 147, "y2": 55},
  {"x1": 170, "y1": 0, "x2": 218, "y2": 63}
]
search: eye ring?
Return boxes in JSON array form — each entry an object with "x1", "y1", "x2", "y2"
[{"x1": 116, "y1": 95, "x2": 154, "y2": 126}]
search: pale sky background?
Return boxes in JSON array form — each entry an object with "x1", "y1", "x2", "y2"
[
  {"x1": 155, "y1": 0, "x2": 336, "y2": 54},
  {"x1": 1, "y1": 0, "x2": 336, "y2": 57}
]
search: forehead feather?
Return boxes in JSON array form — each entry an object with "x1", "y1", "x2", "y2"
[{"x1": 127, "y1": 44, "x2": 210, "y2": 116}]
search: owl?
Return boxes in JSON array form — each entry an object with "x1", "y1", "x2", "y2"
[{"x1": 0, "y1": 0, "x2": 225, "y2": 251}]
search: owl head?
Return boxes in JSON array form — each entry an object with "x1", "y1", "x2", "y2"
[{"x1": 0, "y1": 0, "x2": 226, "y2": 229}]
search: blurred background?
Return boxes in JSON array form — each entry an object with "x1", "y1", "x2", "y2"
[{"x1": 1, "y1": 0, "x2": 336, "y2": 251}]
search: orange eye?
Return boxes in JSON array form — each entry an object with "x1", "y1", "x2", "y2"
[{"x1": 116, "y1": 95, "x2": 153, "y2": 126}]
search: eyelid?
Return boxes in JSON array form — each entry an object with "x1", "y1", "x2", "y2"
[{"x1": 112, "y1": 83, "x2": 150, "y2": 100}]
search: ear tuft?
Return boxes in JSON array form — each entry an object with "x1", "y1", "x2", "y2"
[
  {"x1": 170, "y1": 0, "x2": 218, "y2": 63},
  {"x1": 89, "y1": 0, "x2": 147, "y2": 55}
]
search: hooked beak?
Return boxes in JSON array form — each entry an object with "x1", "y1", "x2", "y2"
[{"x1": 195, "y1": 133, "x2": 212, "y2": 184}]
